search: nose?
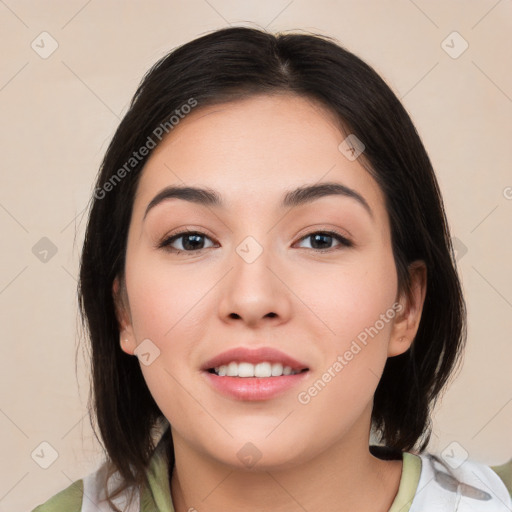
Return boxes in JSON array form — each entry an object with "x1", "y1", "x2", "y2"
[{"x1": 217, "y1": 242, "x2": 292, "y2": 329}]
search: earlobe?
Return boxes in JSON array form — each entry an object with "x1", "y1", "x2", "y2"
[
  {"x1": 387, "y1": 335, "x2": 411, "y2": 357},
  {"x1": 120, "y1": 331, "x2": 136, "y2": 356},
  {"x1": 112, "y1": 276, "x2": 136, "y2": 355},
  {"x1": 388, "y1": 261, "x2": 427, "y2": 357}
]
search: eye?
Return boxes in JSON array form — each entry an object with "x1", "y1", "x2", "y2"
[
  {"x1": 159, "y1": 230, "x2": 216, "y2": 253},
  {"x1": 295, "y1": 230, "x2": 353, "y2": 252},
  {"x1": 158, "y1": 229, "x2": 353, "y2": 255}
]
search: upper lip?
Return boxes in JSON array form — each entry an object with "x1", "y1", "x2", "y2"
[{"x1": 201, "y1": 347, "x2": 309, "y2": 372}]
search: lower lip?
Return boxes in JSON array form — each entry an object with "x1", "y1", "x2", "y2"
[{"x1": 203, "y1": 371, "x2": 309, "y2": 401}]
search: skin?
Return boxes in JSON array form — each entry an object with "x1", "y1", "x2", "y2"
[{"x1": 114, "y1": 94, "x2": 427, "y2": 512}]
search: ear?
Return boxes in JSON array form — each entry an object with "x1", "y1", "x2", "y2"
[
  {"x1": 112, "y1": 276, "x2": 137, "y2": 356},
  {"x1": 388, "y1": 260, "x2": 427, "y2": 357}
]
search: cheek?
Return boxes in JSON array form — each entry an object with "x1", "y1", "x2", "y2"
[
  {"x1": 294, "y1": 260, "x2": 398, "y2": 434},
  {"x1": 294, "y1": 249, "x2": 398, "y2": 409},
  {"x1": 124, "y1": 256, "x2": 207, "y2": 425},
  {"x1": 300, "y1": 249, "x2": 398, "y2": 347},
  {"x1": 125, "y1": 249, "x2": 213, "y2": 341},
  {"x1": 124, "y1": 250, "x2": 216, "y2": 411}
]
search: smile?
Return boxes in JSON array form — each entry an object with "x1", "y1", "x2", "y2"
[
  {"x1": 208, "y1": 361, "x2": 307, "y2": 377},
  {"x1": 201, "y1": 346, "x2": 310, "y2": 400}
]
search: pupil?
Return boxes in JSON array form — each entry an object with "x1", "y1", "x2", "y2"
[
  {"x1": 312, "y1": 233, "x2": 331, "y2": 249},
  {"x1": 183, "y1": 234, "x2": 204, "y2": 250}
]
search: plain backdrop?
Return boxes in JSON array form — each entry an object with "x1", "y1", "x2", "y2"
[{"x1": 0, "y1": 1, "x2": 511, "y2": 511}]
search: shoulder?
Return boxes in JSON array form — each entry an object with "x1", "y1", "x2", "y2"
[
  {"x1": 410, "y1": 451, "x2": 512, "y2": 511},
  {"x1": 31, "y1": 463, "x2": 142, "y2": 512},
  {"x1": 31, "y1": 479, "x2": 83, "y2": 512},
  {"x1": 491, "y1": 458, "x2": 512, "y2": 497},
  {"x1": 30, "y1": 422, "x2": 172, "y2": 512}
]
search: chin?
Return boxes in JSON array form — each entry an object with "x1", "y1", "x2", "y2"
[{"x1": 205, "y1": 435, "x2": 312, "y2": 472}]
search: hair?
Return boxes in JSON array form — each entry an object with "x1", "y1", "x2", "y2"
[{"x1": 78, "y1": 26, "x2": 466, "y2": 509}]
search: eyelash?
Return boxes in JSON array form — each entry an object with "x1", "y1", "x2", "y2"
[{"x1": 158, "y1": 229, "x2": 353, "y2": 255}]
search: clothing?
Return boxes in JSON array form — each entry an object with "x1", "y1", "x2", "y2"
[{"x1": 32, "y1": 431, "x2": 512, "y2": 512}]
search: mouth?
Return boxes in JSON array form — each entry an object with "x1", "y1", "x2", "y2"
[
  {"x1": 201, "y1": 346, "x2": 310, "y2": 376},
  {"x1": 201, "y1": 346, "x2": 310, "y2": 401}
]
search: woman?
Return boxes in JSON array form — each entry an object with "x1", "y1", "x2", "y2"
[{"x1": 33, "y1": 27, "x2": 512, "y2": 512}]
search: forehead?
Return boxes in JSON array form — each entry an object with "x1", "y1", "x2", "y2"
[{"x1": 133, "y1": 94, "x2": 386, "y2": 218}]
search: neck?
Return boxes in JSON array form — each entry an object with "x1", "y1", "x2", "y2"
[{"x1": 169, "y1": 411, "x2": 403, "y2": 512}]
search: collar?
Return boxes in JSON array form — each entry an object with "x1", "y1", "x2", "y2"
[{"x1": 139, "y1": 430, "x2": 421, "y2": 512}]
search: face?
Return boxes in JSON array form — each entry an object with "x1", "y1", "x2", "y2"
[{"x1": 115, "y1": 94, "x2": 423, "y2": 470}]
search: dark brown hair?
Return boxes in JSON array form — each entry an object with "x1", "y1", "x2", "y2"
[{"x1": 78, "y1": 26, "x2": 466, "y2": 508}]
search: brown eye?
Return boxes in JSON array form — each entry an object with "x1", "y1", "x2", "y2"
[
  {"x1": 160, "y1": 231, "x2": 215, "y2": 253},
  {"x1": 296, "y1": 231, "x2": 353, "y2": 252}
]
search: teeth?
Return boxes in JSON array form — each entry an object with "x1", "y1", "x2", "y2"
[
  {"x1": 227, "y1": 362, "x2": 238, "y2": 376},
  {"x1": 255, "y1": 362, "x2": 271, "y2": 377},
  {"x1": 239, "y1": 362, "x2": 255, "y2": 377},
  {"x1": 271, "y1": 363, "x2": 283, "y2": 376},
  {"x1": 213, "y1": 361, "x2": 301, "y2": 377}
]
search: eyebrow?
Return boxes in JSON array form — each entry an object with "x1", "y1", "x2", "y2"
[{"x1": 143, "y1": 181, "x2": 373, "y2": 220}]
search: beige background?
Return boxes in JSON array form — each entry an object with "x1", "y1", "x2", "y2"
[{"x1": 0, "y1": 1, "x2": 511, "y2": 510}]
